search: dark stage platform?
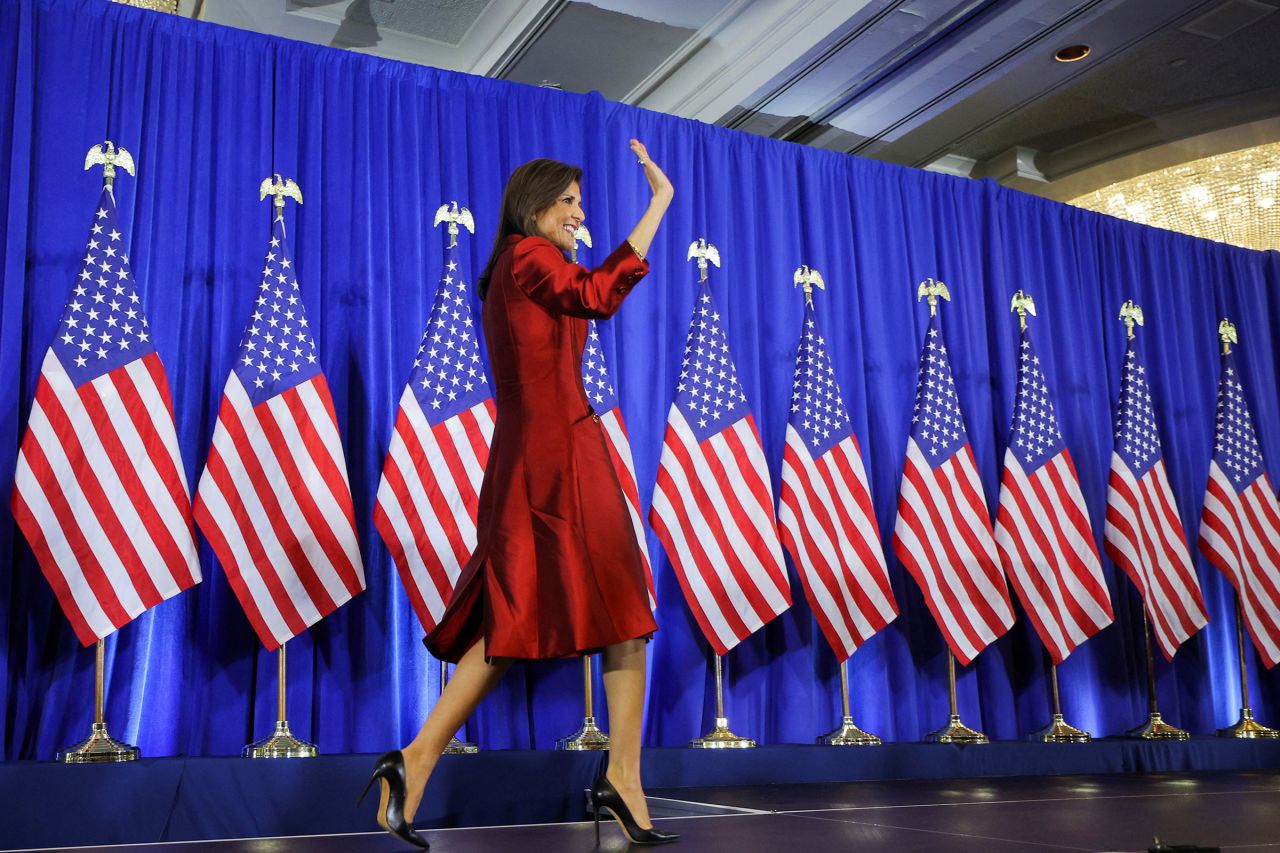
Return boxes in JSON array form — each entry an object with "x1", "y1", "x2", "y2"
[
  {"x1": 11, "y1": 771, "x2": 1280, "y2": 852},
  {"x1": 3, "y1": 741, "x2": 1280, "y2": 850}
]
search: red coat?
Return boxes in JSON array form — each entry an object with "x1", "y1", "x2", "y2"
[{"x1": 425, "y1": 235, "x2": 659, "y2": 661}]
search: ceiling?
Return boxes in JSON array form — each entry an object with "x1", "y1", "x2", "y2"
[{"x1": 181, "y1": 0, "x2": 1280, "y2": 203}]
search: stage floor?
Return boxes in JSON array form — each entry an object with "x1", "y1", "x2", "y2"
[{"x1": 22, "y1": 770, "x2": 1279, "y2": 852}]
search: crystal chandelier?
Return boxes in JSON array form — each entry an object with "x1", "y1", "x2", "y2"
[
  {"x1": 110, "y1": 0, "x2": 178, "y2": 12},
  {"x1": 1069, "y1": 142, "x2": 1280, "y2": 252}
]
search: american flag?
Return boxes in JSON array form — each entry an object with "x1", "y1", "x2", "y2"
[
  {"x1": 373, "y1": 243, "x2": 495, "y2": 631},
  {"x1": 581, "y1": 320, "x2": 656, "y2": 608},
  {"x1": 778, "y1": 302, "x2": 897, "y2": 661},
  {"x1": 994, "y1": 323, "x2": 1113, "y2": 664},
  {"x1": 892, "y1": 313, "x2": 1014, "y2": 665},
  {"x1": 1198, "y1": 348, "x2": 1280, "y2": 667},
  {"x1": 194, "y1": 215, "x2": 365, "y2": 651},
  {"x1": 1103, "y1": 334, "x2": 1207, "y2": 660},
  {"x1": 11, "y1": 188, "x2": 202, "y2": 646},
  {"x1": 650, "y1": 283, "x2": 791, "y2": 655}
]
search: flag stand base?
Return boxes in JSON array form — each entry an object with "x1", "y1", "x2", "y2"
[
  {"x1": 926, "y1": 714, "x2": 988, "y2": 744},
  {"x1": 243, "y1": 721, "x2": 317, "y2": 758},
  {"x1": 1127, "y1": 712, "x2": 1189, "y2": 740},
  {"x1": 1217, "y1": 708, "x2": 1279, "y2": 739},
  {"x1": 819, "y1": 716, "x2": 882, "y2": 746},
  {"x1": 556, "y1": 716, "x2": 611, "y2": 750},
  {"x1": 443, "y1": 735, "x2": 479, "y2": 754},
  {"x1": 58, "y1": 722, "x2": 139, "y2": 763},
  {"x1": 690, "y1": 718, "x2": 756, "y2": 749},
  {"x1": 1032, "y1": 713, "x2": 1091, "y2": 743}
]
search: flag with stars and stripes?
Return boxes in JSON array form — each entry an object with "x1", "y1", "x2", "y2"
[
  {"x1": 11, "y1": 188, "x2": 202, "y2": 645},
  {"x1": 1103, "y1": 335, "x2": 1207, "y2": 660},
  {"x1": 994, "y1": 324, "x2": 1113, "y2": 664},
  {"x1": 892, "y1": 313, "x2": 1014, "y2": 665},
  {"x1": 778, "y1": 302, "x2": 897, "y2": 661},
  {"x1": 194, "y1": 215, "x2": 365, "y2": 650},
  {"x1": 373, "y1": 243, "x2": 495, "y2": 631},
  {"x1": 649, "y1": 283, "x2": 791, "y2": 655},
  {"x1": 581, "y1": 320, "x2": 656, "y2": 609},
  {"x1": 1198, "y1": 349, "x2": 1280, "y2": 667}
]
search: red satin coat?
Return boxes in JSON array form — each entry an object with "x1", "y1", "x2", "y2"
[{"x1": 425, "y1": 234, "x2": 658, "y2": 661}]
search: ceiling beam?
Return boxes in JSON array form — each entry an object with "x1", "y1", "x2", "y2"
[{"x1": 625, "y1": 0, "x2": 878, "y2": 123}]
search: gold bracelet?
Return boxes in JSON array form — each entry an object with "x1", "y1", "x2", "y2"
[{"x1": 627, "y1": 240, "x2": 644, "y2": 261}]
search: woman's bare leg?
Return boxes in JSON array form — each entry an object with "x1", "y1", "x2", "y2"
[
  {"x1": 380, "y1": 639, "x2": 511, "y2": 828},
  {"x1": 601, "y1": 638, "x2": 652, "y2": 827}
]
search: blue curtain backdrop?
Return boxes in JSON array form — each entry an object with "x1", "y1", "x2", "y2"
[{"x1": 1, "y1": 0, "x2": 1278, "y2": 760}]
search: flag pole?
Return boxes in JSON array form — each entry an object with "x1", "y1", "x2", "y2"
[
  {"x1": 1126, "y1": 610, "x2": 1189, "y2": 739},
  {"x1": 56, "y1": 145, "x2": 144, "y2": 764},
  {"x1": 440, "y1": 659, "x2": 480, "y2": 753},
  {"x1": 557, "y1": 655, "x2": 611, "y2": 750},
  {"x1": 559, "y1": 223, "x2": 615, "y2": 752},
  {"x1": 819, "y1": 659, "x2": 881, "y2": 745},
  {"x1": 1209, "y1": 328, "x2": 1277, "y2": 739},
  {"x1": 926, "y1": 649, "x2": 988, "y2": 743},
  {"x1": 1218, "y1": 588, "x2": 1279, "y2": 738},
  {"x1": 57, "y1": 639, "x2": 140, "y2": 762},
  {"x1": 792, "y1": 268, "x2": 879, "y2": 747},
  {"x1": 243, "y1": 640, "x2": 317, "y2": 757},
  {"x1": 690, "y1": 653, "x2": 755, "y2": 748},
  {"x1": 1031, "y1": 655, "x2": 1091, "y2": 742}
]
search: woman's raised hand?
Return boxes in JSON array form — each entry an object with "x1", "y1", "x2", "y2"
[{"x1": 630, "y1": 139, "x2": 674, "y2": 205}]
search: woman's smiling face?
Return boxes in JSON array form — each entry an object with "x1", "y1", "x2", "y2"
[{"x1": 533, "y1": 181, "x2": 584, "y2": 252}]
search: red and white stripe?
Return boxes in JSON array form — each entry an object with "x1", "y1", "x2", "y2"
[
  {"x1": 1104, "y1": 454, "x2": 1207, "y2": 660},
  {"x1": 12, "y1": 350, "x2": 201, "y2": 645},
  {"x1": 650, "y1": 409, "x2": 791, "y2": 655},
  {"x1": 597, "y1": 407, "x2": 657, "y2": 609},
  {"x1": 194, "y1": 372, "x2": 365, "y2": 650},
  {"x1": 995, "y1": 449, "x2": 1114, "y2": 664},
  {"x1": 373, "y1": 394, "x2": 495, "y2": 631},
  {"x1": 1200, "y1": 462, "x2": 1280, "y2": 667},
  {"x1": 779, "y1": 427, "x2": 897, "y2": 660},
  {"x1": 892, "y1": 438, "x2": 1014, "y2": 665}
]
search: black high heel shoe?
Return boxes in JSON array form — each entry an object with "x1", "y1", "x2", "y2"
[
  {"x1": 585, "y1": 775, "x2": 679, "y2": 845},
  {"x1": 357, "y1": 750, "x2": 430, "y2": 849}
]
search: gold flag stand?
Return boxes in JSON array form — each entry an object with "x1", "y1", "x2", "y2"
[
  {"x1": 244, "y1": 641, "x2": 317, "y2": 758},
  {"x1": 57, "y1": 639, "x2": 140, "y2": 763},
  {"x1": 1218, "y1": 600, "x2": 1278, "y2": 738},
  {"x1": 926, "y1": 651, "x2": 988, "y2": 744},
  {"x1": 440, "y1": 659, "x2": 480, "y2": 754},
  {"x1": 819, "y1": 660, "x2": 881, "y2": 745},
  {"x1": 1031, "y1": 658, "x2": 1091, "y2": 742},
  {"x1": 557, "y1": 655, "x2": 610, "y2": 750},
  {"x1": 690, "y1": 654, "x2": 755, "y2": 748},
  {"x1": 1127, "y1": 611, "x2": 1189, "y2": 740}
]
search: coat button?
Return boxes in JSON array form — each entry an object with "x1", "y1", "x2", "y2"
[{"x1": 592, "y1": 413, "x2": 600, "y2": 423}]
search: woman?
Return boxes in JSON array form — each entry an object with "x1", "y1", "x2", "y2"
[{"x1": 360, "y1": 139, "x2": 676, "y2": 848}]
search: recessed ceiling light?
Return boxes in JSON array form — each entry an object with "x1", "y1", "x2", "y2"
[{"x1": 1054, "y1": 44, "x2": 1091, "y2": 62}]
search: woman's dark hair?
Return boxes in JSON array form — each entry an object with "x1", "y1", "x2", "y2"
[{"x1": 477, "y1": 158, "x2": 583, "y2": 298}]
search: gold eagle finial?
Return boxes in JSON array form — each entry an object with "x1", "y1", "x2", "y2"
[
  {"x1": 916, "y1": 277, "x2": 951, "y2": 316},
  {"x1": 793, "y1": 265, "x2": 825, "y2": 307},
  {"x1": 259, "y1": 174, "x2": 303, "y2": 219},
  {"x1": 570, "y1": 224, "x2": 592, "y2": 263},
  {"x1": 686, "y1": 238, "x2": 721, "y2": 283},
  {"x1": 1119, "y1": 300, "x2": 1144, "y2": 339},
  {"x1": 1218, "y1": 318, "x2": 1237, "y2": 354},
  {"x1": 433, "y1": 201, "x2": 476, "y2": 248},
  {"x1": 1009, "y1": 290, "x2": 1037, "y2": 330},
  {"x1": 84, "y1": 141, "x2": 136, "y2": 191}
]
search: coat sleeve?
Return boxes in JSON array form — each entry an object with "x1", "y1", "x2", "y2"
[{"x1": 511, "y1": 236, "x2": 649, "y2": 319}]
